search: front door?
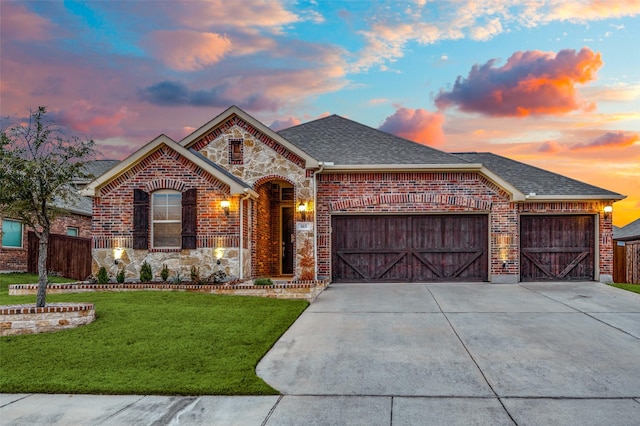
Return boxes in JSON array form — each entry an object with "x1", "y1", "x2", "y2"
[{"x1": 281, "y1": 207, "x2": 294, "y2": 275}]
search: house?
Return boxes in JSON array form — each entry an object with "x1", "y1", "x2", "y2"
[
  {"x1": 81, "y1": 106, "x2": 624, "y2": 284},
  {"x1": 0, "y1": 160, "x2": 119, "y2": 273},
  {"x1": 613, "y1": 218, "x2": 640, "y2": 284}
]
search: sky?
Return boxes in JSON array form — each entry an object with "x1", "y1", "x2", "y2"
[{"x1": 1, "y1": 0, "x2": 639, "y2": 227}]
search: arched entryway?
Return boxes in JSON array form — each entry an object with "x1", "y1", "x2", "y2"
[{"x1": 253, "y1": 178, "x2": 296, "y2": 278}]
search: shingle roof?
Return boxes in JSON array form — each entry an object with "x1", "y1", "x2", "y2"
[
  {"x1": 188, "y1": 149, "x2": 253, "y2": 190},
  {"x1": 452, "y1": 152, "x2": 623, "y2": 198},
  {"x1": 75, "y1": 160, "x2": 120, "y2": 184},
  {"x1": 277, "y1": 114, "x2": 463, "y2": 165},
  {"x1": 613, "y1": 218, "x2": 640, "y2": 240},
  {"x1": 56, "y1": 160, "x2": 121, "y2": 216}
]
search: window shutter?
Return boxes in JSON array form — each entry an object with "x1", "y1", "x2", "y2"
[
  {"x1": 182, "y1": 188, "x2": 197, "y2": 249},
  {"x1": 133, "y1": 189, "x2": 149, "y2": 249}
]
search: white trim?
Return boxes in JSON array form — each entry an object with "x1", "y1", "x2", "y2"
[{"x1": 521, "y1": 195, "x2": 625, "y2": 201}]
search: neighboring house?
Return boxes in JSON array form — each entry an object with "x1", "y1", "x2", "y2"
[
  {"x1": 0, "y1": 160, "x2": 119, "y2": 272},
  {"x1": 613, "y1": 218, "x2": 640, "y2": 284},
  {"x1": 81, "y1": 106, "x2": 624, "y2": 284}
]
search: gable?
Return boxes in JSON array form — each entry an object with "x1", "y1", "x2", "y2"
[
  {"x1": 80, "y1": 134, "x2": 255, "y2": 198},
  {"x1": 180, "y1": 106, "x2": 319, "y2": 169}
]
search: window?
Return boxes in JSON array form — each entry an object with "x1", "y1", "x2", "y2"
[
  {"x1": 152, "y1": 190, "x2": 182, "y2": 248},
  {"x1": 67, "y1": 227, "x2": 79, "y2": 237},
  {"x1": 2, "y1": 219, "x2": 23, "y2": 248},
  {"x1": 229, "y1": 138, "x2": 243, "y2": 164}
]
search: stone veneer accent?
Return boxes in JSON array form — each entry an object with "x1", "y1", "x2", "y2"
[
  {"x1": 196, "y1": 125, "x2": 314, "y2": 279},
  {"x1": 0, "y1": 303, "x2": 95, "y2": 336},
  {"x1": 90, "y1": 120, "x2": 316, "y2": 281}
]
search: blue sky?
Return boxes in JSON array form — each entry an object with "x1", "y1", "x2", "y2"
[{"x1": 1, "y1": 0, "x2": 639, "y2": 225}]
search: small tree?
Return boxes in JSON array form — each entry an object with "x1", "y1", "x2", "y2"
[{"x1": 0, "y1": 107, "x2": 95, "y2": 307}]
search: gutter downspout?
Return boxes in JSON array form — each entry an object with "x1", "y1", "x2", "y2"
[
  {"x1": 312, "y1": 162, "x2": 326, "y2": 280},
  {"x1": 239, "y1": 189, "x2": 252, "y2": 280}
]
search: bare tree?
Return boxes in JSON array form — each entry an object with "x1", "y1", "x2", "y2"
[{"x1": 0, "y1": 107, "x2": 95, "y2": 307}]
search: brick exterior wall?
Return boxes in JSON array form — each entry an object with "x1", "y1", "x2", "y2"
[
  {"x1": 0, "y1": 213, "x2": 91, "y2": 272},
  {"x1": 91, "y1": 122, "x2": 315, "y2": 281},
  {"x1": 315, "y1": 172, "x2": 613, "y2": 282},
  {"x1": 315, "y1": 172, "x2": 509, "y2": 280},
  {"x1": 85, "y1": 111, "x2": 614, "y2": 284},
  {"x1": 253, "y1": 183, "x2": 274, "y2": 277},
  {"x1": 91, "y1": 146, "x2": 239, "y2": 279}
]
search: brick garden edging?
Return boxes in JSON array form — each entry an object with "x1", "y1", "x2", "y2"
[
  {"x1": 0, "y1": 303, "x2": 95, "y2": 336},
  {"x1": 8, "y1": 280, "x2": 328, "y2": 302}
]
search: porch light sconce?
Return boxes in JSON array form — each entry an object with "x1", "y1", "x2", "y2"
[
  {"x1": 214, "y1": 247, "x2": 224, "y2": 265},
  {"x1": 603, "y1": 205, "x2": 613, "y2": 219},
  {"x1": 221, "y1": 199, "x2": 230, "y2": 216},
  {"x1": 297, "y1": 202, "x2": 308, "y2": 221},
  {"x1": 113, "y1": 247, "x2": 124, "y2": 265}
]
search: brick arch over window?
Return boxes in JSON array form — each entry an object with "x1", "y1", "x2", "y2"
[
  {"x1": 253, "y1": 175, "x2": 296, "y2": 189},
  {"x1": 145, "y1": 179, "x2": 186, "y2": 193},
  {"x1": 329, "y1": 193, "x2": 493, "y2": 212}
]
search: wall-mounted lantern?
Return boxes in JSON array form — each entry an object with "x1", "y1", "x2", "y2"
[
  {"x1": 603, "y1": 204, "x2": 613, "y2": 219},
  {"x1": 221, "y1": 199, "x2": 230, "y2": 216},
  {"x1": 113, "y1": 247, "x2": 124, "y2": 265},
  {"x1": 214, "y1": 247, "x2": 224, "y2": 265},
  {"x1": 297, "y1": 202, "x2": 308, "y2": 221}
]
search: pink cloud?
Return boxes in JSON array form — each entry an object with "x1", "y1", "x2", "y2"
[
  {"x1": 146, "y1": 30, "x2": 233, "y2": 71},
  {"x1": 172, "y1": 0, "x2": 301, "y2": 31},
  {"x1": 270, "y1": 117, "x2": 301, "y2": 131},
  {"x1": 571, "y1": 131, "x2": 639, "y2": 151},
  {"x1": 538, "y1": 140, "x2": 563, "y2": 153},
  {"x1": 435, "y1": 47, "x2": 603, "y2": 117},
  {"x1": 379, "y1": 107, "x2": 445, "y2": 146},
  {"x1": 50, "y1": 101, "x2": 139, "y2": 140},
  {"x1": 549, "y1": 0, "x2": 640, "y2": 22},
  {"x1": 0, "y1": 2, "x2": 55, "y2": 41}
]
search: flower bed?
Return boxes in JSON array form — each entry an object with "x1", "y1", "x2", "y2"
[{"x1": 8, "y1": 279, "x2": 328, "y2": 302}]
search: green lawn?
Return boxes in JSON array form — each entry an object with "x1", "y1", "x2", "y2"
[
  {"x1": 611, "y1": 283, "x2": 640, "y2": 294},
  {"x1": 0, "y1": 274, "x2": 308, "y2": 395}
]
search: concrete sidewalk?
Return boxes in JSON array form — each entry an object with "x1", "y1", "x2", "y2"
[{"x1": 3, "y1": 282, "x2": 640, "y2": 425}]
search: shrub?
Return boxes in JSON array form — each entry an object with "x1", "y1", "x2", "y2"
[
  {"x1": 116, "y1": 268, "x2": 125, "y2": 284},
  {"x1": 253, "y1": 277, "x2": 273, "y2": 286},
  {"x1": 160, "y1": 264, "x2": 169, "y2": 282},
  {"x1": 190, "y1": 266, "x2": 200, "y2": 283},
  {"x1": 171, "y1": 272, "x2": 183, "y2": 284},
  {"x1": 96, "y1": 266, "x2": 109, "y2": 284},
  {"x1": 140, "y1": 261, "x2": 153, "y2": 283},
  {"x1": 210, "y1": 270, "x2": 227, "y2": 284}
]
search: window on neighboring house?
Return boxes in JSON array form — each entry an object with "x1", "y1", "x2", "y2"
[
  {"x1": 2, "y1": 219, "x2": 23, "y2": 248},
  {"x1": 229, "y1": 138, "x2": 243, "y2": 164},
  {"x1": 152, "y1": 190, "x2": 182, "y2": 248},
  {"x1": 67, "y1": 227, "x2": 79, "y2": 237}
]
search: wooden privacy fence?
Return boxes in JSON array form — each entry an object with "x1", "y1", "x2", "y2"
[
  {"x1": 613, "y1": 240, "x2": 640, "y2": 284},
  {"x1": 28, "y1": 232, "x2": 92, "y2": 280}
]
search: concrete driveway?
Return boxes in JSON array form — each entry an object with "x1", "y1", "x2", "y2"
[
  {"x1": 256, "y1": 282, "x2": 640, "y2": 425},
  {"x1": 2, "y1": 282, "x2": 639, "y2": 425}
]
